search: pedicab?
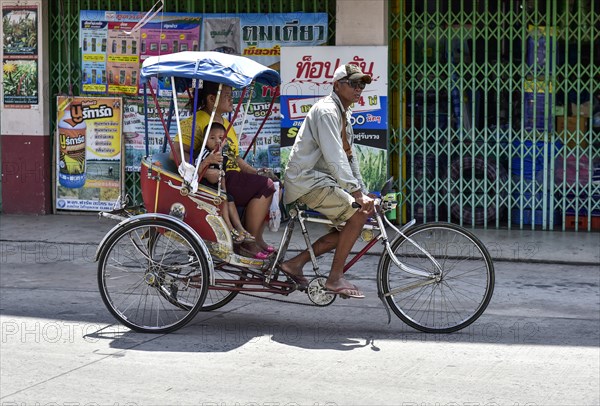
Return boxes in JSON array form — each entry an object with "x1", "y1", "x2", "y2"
[{"x1": 96, "y1": 51, "x2": 495, "y2": 334}]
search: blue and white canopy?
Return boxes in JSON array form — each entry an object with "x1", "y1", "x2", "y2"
[{"x1": 140, "y1": 51, "x2": 281, "y2": 88}]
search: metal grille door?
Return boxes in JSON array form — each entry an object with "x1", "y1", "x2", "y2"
[{"x1": 389, "y1": 0, "x2": 599, "y2": 231}]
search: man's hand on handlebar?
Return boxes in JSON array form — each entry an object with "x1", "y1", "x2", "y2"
[{"x1": 352, "y1": 192, "x2": 375, "y2": 215}]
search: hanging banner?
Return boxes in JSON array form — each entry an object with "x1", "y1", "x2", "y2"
[
  {"x1": 2, "y1": 4, "x2": 39, "y2": 108},
  {"x1": 203, "y1": 17, "x2": 240, "y2": 54},
  {"x1": 280, "y1": 46, "x2": 388, "y2": 191},
  {"x1": 55, "y1": 96, "x2": 123, "y2": 211},
  {"x1": 239, "y1": 14, "x2": 328, "y2": 70}
]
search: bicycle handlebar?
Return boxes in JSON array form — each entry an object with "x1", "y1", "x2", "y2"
[{"x1": 352, "y1": 196, "x2": 396, "y2": 212}]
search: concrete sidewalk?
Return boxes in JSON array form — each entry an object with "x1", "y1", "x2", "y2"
[{"x1": 0, "y1": 212, "x2": 598, "y2": 265}]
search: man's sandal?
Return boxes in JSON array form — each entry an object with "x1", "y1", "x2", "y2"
[{"x1": 324, "y1": 286, "x2": 365, "y2": 299}]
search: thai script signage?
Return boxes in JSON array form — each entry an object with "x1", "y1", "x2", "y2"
[
  {"x1": 55, "y1": 96, "x2": 124, "y2": 211},
  {"x1": 280, "y1": 46, "x2": 388, "y2": 191}
]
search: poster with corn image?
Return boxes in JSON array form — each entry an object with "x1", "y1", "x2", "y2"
[
  {"x1": 2, "y1": 4, "x2": 39, "y2": 107},
  {"x1": 279, "y1": 46, "x2": 388, "y2": 192},
  {"x1": 55, "y1": 96, "x2": 124, "y2": 211}
]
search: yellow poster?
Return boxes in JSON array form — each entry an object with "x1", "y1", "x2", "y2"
[{"x1": 55, "y1": 96, "x2": 123, "y2": 211}]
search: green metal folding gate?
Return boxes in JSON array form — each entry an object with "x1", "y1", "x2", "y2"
[
  {"x1": 48, "y1": 0, "x2": 336, "y2": 207},
  {"x1": 389, "y1": 0, "x2": 599, "y2": 231}
]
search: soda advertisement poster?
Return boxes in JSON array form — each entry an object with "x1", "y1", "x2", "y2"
[
  {"x1": 279, "y1": 46, "x2": 388, "y2": 191},
  {"x1": 2, "y1": 4, "x2": 39, "y2": 108},
  {"x1": 55, "y1": 96, "x2": 124, "y2": 211}
]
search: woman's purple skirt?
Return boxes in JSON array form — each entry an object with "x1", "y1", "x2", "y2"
[{"x1": 225, "y1": 170, "x2": 275, "y2": 207}]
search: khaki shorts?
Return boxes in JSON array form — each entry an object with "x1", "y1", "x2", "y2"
[{"x1": 297, "y1": 186, "x2": 357, "y2": 226}]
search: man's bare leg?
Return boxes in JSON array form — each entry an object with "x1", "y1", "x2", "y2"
[
  {"x1": 280, "y1": 231, "x2": 338, "y2": 280},
  {"x1": 324, "y1": 210, "x2": 369, "y2": 295}
]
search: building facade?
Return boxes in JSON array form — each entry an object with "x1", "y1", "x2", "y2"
[{"x1": 1, "y1": 0, "x2": 598, "y2": 231}]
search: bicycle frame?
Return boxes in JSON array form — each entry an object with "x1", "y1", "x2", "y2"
[{"x1": 266, "y1": 201, "x2": 442, "y2": 285}]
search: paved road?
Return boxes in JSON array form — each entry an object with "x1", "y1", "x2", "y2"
[{"x1": 1, "y1": 236, "x2": 598, "y2": 405}]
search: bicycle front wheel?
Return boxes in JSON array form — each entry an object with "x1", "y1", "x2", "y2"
[
  {"x1": 97, "y1": 218, "x2": 209, "y2": 333},
  {"x1": 379, "y1": 222, "x2": 494, "y2": 333}
]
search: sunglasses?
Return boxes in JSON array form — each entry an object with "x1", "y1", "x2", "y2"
[{"x1": 339, "y1": 80, "x2": 366, "y2": 90}]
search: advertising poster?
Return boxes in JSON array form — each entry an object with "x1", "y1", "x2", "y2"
[
  {"x1": 107, "y1": 21, "x2": 140, "y2": 95},
  {"x1": 77, "y1": 11, "x2": 328, "y2": 172},
  {"x1": 2, "y1": 4, "x2": 39, "y2": 108},
  {"x1": 280, "y1": 46, "x2": 388, "y2": 191},
  {"x1": 123, "y1": 97, "x2": 191, "y2": 172},
  {"x1": 239, "y1": 13, "x2": 328, "y2": 71},
  {"x1": 80, "y1": 20, "x2": 108, "y2": 93},
  {"x1": 56, "y1": 96, "x2": 123, "y2": 211},
  {"x1": 232, "y1": 13, "x2": 328, "y2": 171},
  {"x1": 203, "y1": 17, "x2": 240, "y2": 54},
  {"x1": 138, "y1": 14, "x2": 201, "y2": 96},
  {"x1": 79, "y1": 11, "x2": 202, "y2": 97},
  {"x1": 231, "y1": 84, "x2": 281, "y2": 169}
]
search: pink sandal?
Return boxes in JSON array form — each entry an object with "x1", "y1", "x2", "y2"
[
  {"x1": 262, "y1": 245, "x2": 276, "y2": 253},
  {"x1": 239, "y1": 244, "x2": 270, "y2": 260},
  {"x1": 252, "y1": 251, "x2": 270, "y2": 260}
]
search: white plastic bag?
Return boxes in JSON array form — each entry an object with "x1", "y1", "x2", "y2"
[
  {"x1": 178, "y1": 161, "x2": 199, "y2": 193},
  {"x1": 269, "y1": 181, "x2": 281, "y2": 232}
]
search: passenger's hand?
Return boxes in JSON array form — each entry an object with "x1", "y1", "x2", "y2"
[
  {"x1": 205, "y1": 152, "x2": 223, "y2": 165},
  {"x1": 257, "y1": 167, "x2": 278, "y2": 181},
  {"x1": 200, "y1": 168, "x2": 222, "y2": 184}
]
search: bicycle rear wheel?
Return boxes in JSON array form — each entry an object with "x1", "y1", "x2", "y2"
[
  {"x1": 379, "y1": 222, "x2": 494, "y2": 333},
  {"x1": 97, "y1": 218, "x2": 209, "y2": 333}
]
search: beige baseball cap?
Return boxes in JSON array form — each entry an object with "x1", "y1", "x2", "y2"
[{"x1": 332, "y1": 64, "x2": 372, "y2": 84}]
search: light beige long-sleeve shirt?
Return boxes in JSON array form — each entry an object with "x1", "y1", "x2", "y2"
[{"x1": 283, "y1": 92, "x2": 366, "y2": 204}]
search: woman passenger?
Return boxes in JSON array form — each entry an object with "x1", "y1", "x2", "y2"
[{"x1": 170, "y1": 81, "x2": 276, "y2": 259}]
